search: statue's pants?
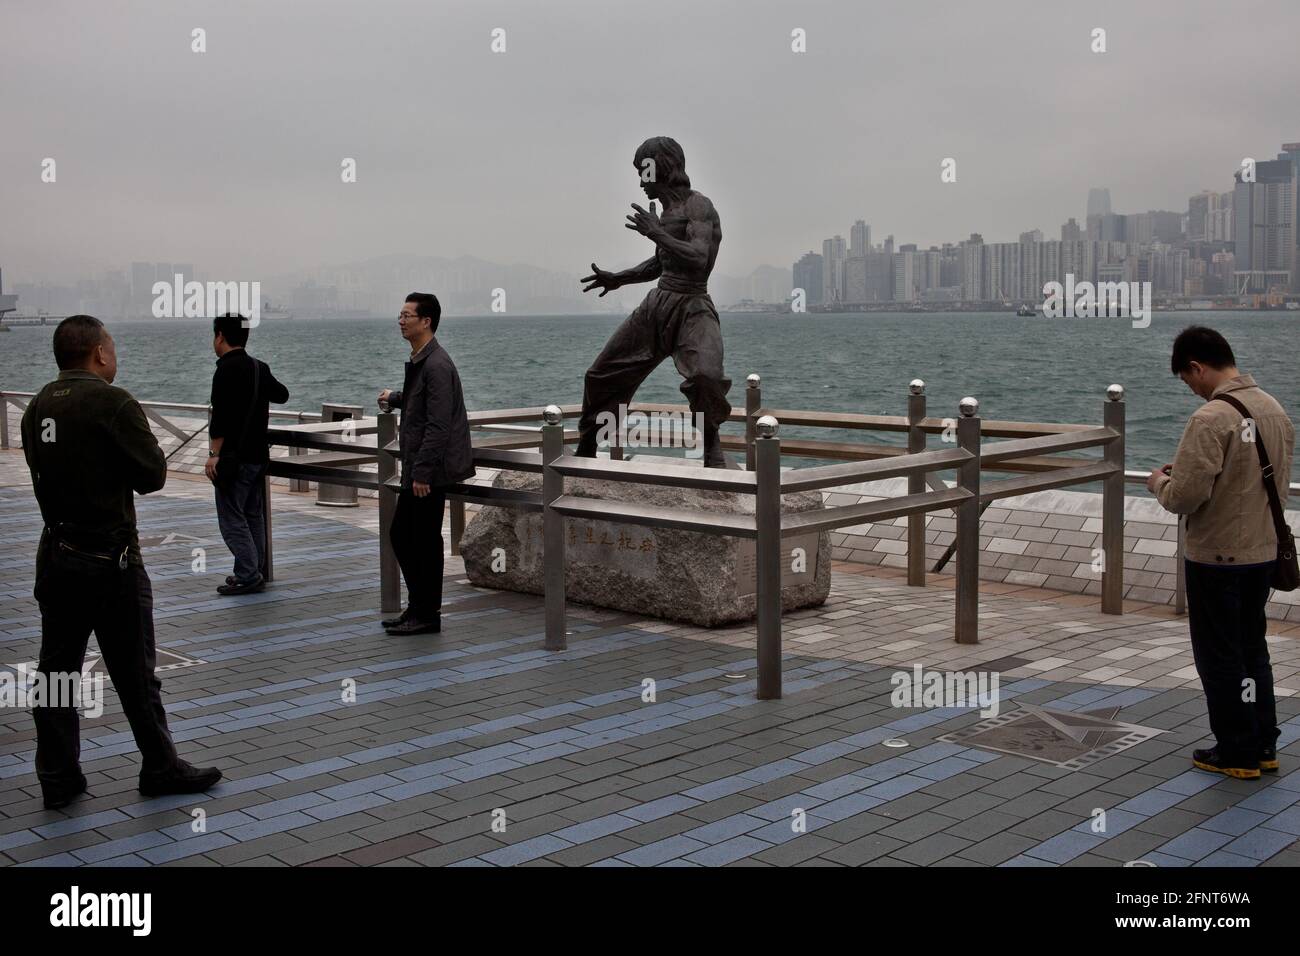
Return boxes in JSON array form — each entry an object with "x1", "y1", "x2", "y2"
[{"x1": 577, "y1": 287, "x2": 732, "y2": 455}]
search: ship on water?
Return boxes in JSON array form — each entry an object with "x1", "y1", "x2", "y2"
[{"x1": 262, "y1": 300, "x2": 294, "y2": 322}]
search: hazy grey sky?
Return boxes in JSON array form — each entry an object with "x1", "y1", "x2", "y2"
[{"x1": 3, "y1": 0, "x2": 1297, "y2": 282}]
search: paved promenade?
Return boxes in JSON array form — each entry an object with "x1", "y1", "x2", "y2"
[{"x1": 2, "y1": 451, "x2": 1299, "y2": 867}]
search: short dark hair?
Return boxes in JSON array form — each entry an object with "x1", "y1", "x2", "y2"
[
  {"x1": 405, "y1": 293, "x2": 441, "y2": 333},
  {"x1": 52, "y1": 315, "x2": 107, "y2": 370},
  {"x1": 1171, "y1": 325, "x2": 1236, "y2": 375},
  {"x1": 213, "y1": 313, "x2": 250, "y2": 348}
]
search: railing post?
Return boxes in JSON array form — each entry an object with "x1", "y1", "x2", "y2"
[
  {"x1": 377, "y1": 411, "x2": 401, "y2": 615},
  {"x1": 611, "y1": 405, "x2": 624, "y2": 461},
  {"x1": 954, "y1": 397, "x2": 981, "y2": 644},
  {"x1": 542, "y1": 405, "x2": 567, "y2": 651},
  {"x1": 745, "y1": 374, "x2": 761, "y2": 471},
  {"x1": 1175, "y1": 517, "x2": 1187, "y2": 615},
  {"x1": 289, "y1": 444, "x2": 308, "y2": 493},
  {"x1": 1102, "y1": 384, "x2": 1126, "y2": 615},
  {"x1": 1, "y1": 396, "x2": 10, "y2": 449},
  {"x1": 907, "y1": 379, "x2": 927, "y2": 587},
  {"x1": 261, "y1": 467, "x2": 275, "y2": 582},
  {"x1": 755, "y1": 414, "x2": 782, "y2": 699},
  {"x1": 449, "y1": 499, "x2": 466, "y2": 555}
]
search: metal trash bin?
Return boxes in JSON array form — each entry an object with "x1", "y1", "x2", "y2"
[{"x1": 317, "y1": 402, "x2": 363, "y2": 507}]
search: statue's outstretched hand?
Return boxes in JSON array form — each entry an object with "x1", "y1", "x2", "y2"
[
  {"x1": 625, "y1": 202, "x2": 662, "y2": 239},
  {"x1": 581, "y1": 263, "x2": 620, "y2": 296}
]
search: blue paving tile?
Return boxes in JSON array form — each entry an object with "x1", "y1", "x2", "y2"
[
  {"x1": 33, "y1": 810, "x2": 129, "y2": 839},
  {"x1": 1158, "y1": 827, "x2": 1235, "y2": 861},
  {"x1": 1194, "y1": 850, "x2": 1257, "y2": 867},
  {"x1": 1071, "y1": 808, "x2": 1145, "y2": 837},
  {"x1": 71, "y1": 831, "x2": 175, "y2": 865},
  {"x1": 1025, "y1": 830, "x2": 1106, "y2": 864},
  {"x1": 793, "y1": 741, "x2": 861, "y2": 765},
  {"x1": 683, "y1": 834, "x2": 770, "y2": 866},
  {"x1": 683, "y1": 777, "x2": 752, "y2": 801},
  {"x1": 1201, "y1": 806, "x2": 1273, "y2": 837},
  {"x1": 139, "y1": 833, "x2": 236, "y2": 864},
  {"x1": 621, "y1": 794, "x2": 701, "y2": 822},
  {"x1": 244, "y1": 792, "x2": 334, "y2": 820},
  {"x1": 1158, "y1": 771, "x2": 1222, "y2": 796},
  {"x1": 808, "y1": 792, "x2": 883, "y2": 822},
  {"x1": 220, "y1": 811, "x2": 314, "y2": 842},
  {"x1": 480, "y1": 835, "x2": 574, "y2": 866},
  {"x1": 684, "y1": 814, "x2": 767, "y2": 844},
  {"x1": 303, "y1": 793, "x2": 390, "y2": 821},
  {"x1": 1263, "y1": 805, "x2": 1300, "y2": 836},
  {"x1": 0, "y1": 830, "x2": 40, "y2": 853},
  {"x1": 1237, "y1": 787, "x2": 1300, "y2": 814},
  {"x1": 274, "y1": 757, "x2": 356, "y2": 781},
  {"x1": 553, "y1": 814, "x2": 639, "y2": 844},
  {"x1": 1222, "y1": 826, "x2": 1297, "y2": 861},
  {"x1": 618, "y1": 835, "x2": 709, "y2": 867},
  {"x1": 1118, "y1": 789, "x2": 1188, "y2": 817}
]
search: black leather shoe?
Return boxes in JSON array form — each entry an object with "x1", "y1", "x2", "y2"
[
  {"x1": 381, "y1": 607, "x2": 413, "y2": 629},
  {"x1": 385, "y1": 616, "x2": 441, "y2": 636},
  {"x1": 139, "y1": 760, "x2": 223, "y2": 797},
  {"x1": 1261, "y1": 746, "x2": 1279, "y2": 773},
  {"x1": 217, "y1": 575, "x2": 266, "y2": 596},
  {"x1": 1192, "y1": 747, "x2": 1260, "y2": 780},
  {"x1": 42, "y1": 775, "x2": 89, "y2": 810}
]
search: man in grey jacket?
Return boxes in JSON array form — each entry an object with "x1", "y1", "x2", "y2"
[
  {"x1": 377, "y1": 293, "x2": 475, "y2": 635},
  {"x1": 1148, "y1": 326, "x2": 1295, "y2": 780}
]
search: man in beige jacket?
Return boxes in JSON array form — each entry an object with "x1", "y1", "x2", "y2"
[{"x1": 1148, "y1": 326, "x2": 1294, "y2": 780}]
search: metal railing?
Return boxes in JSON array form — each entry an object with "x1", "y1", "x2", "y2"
[
  {"x1": 250, "y1": 377, "x2": 1134, "y2": 700},
  {"x1": 0, "y1": 391, "x2": 323, "y2": 453},
  {"x1": 10, "y1": 381, "x2": 1294, "y2": 701}
]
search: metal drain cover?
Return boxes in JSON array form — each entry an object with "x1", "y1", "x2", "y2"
[{"x1": 938, "y1": 705, "x2": 1165, "y2": 771}]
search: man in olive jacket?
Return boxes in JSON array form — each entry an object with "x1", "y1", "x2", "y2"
[
  {"x1": 377, "y1": 293, "x2": 475, "y2": 635},
  {"x1": 21, "y1": 316, "x2": 221, "y2": 809},
  {"x1": 1148, "y1": 326, "x2": 1295, "y2": 780}
]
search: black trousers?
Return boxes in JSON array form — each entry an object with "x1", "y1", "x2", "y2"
[
  {"x1": 577, "y1": 288, "x2": 732, "y2": 455},
  {"x1": 1185, "y1": 559, "x2": 1278, "y2": 762},
  {"x1": 390, "y1": 489, "x2": 446, "y2": 620},
  {"x1": 34, "y1": 563, "x2": 179, "y2": 790}
]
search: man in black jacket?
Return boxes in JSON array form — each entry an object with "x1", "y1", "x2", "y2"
[
  {"x1": 205, "y1": 314, "x2": 290, "y2": 595},
  {"x1": 22, "y1": 315, "x2": 221, "y2": 809},
  {"x1": 377, "y1": 293, "x2": 475, "y2": 635}
]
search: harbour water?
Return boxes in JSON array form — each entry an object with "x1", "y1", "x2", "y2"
[{"x1": 2, "y1": 310, "x2": 1297, "y2": 480}]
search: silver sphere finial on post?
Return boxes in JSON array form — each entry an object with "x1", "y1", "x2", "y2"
[
  {"x1": 959, "y1": 396, "x2": 979, "y2": 418},
  {"x1": 542, "y1": 404, "x2": 562, "y2": 425},
  {"x1": 746, "y1": 373, "x2": 761, "y2": 388},
  {"x1": 909, "y1": 379, "x2": 926, "y2": 396},
  {"x1": 755, "y1": 414, "x2": 779, "y2": 438},
  {"x1": 1107, "y1": 383, "x2": 1125, "y2": 402}
]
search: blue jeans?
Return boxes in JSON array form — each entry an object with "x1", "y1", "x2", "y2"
[{"x1": 215, "y1": 463, "x2": 268, "y2": 584}]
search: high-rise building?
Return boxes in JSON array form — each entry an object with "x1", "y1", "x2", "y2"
[
  {"x1": 821, "y1": 236, "x2": 847, "y2": 305},
  {"x1": 849, "y1": 220, "x2": 871, "y2": 258},
  {"x1": 1233, "y1": 158, "x2": 1297, "y2": 291},
  {"x1": 959, "y1": 234, "x2": 984, "y2": 301},
  {"x1": 1060, "y1": 218, "x2": 1082, "y2": 242},
  {"x1": 792, "y1": 251, "x2": 823, "y2": 307},
  {"x1": 1087, "y1": 187, "x2": 1112, "y2": 219},
  {"x1": 1018, "y1": 229, "x2": 1043, "y2": 244}
]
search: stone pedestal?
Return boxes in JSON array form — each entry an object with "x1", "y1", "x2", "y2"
[{"x1": 460, "y1": 459, "x2": 830, "y2": 627}]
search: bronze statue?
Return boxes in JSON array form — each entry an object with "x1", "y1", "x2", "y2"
[{"x1": 578, "y1": 137, "x2": 732, "y2": 467}]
